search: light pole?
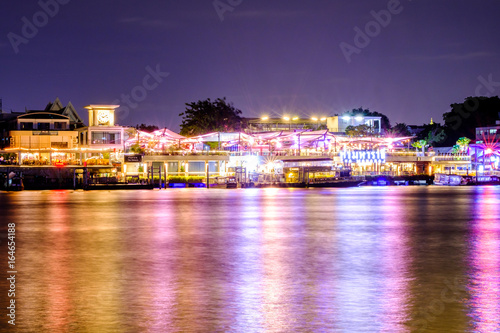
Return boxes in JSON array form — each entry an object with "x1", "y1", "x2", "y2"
[
  {"x1": 311, "y1": 117, "x2": 318, "y2": 130},
  {"x1": 261, "y1": 116, "x2": 269, "y2": 132},
  {"x1": 283, "y1": 116, "x2": 290, "y2": 130},
  {"x1": 320, "y1": 117, "x2": 326, "y2": 130}
]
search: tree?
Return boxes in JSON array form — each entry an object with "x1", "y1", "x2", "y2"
[
  {"x1": 455, "y1": 137, "x2": 471, "y2": 154},
  {"x1": 443, "y1": 96, "x2": 500, "y2": 144},
  {"x1": 426, "y1": 127, "x2": 447, "y2": 146},
  {"x1": 412, "y1": 140, "x2": 428, "y2": 153},
  {"x1": 345, "y1": 124, "x2": 370, "y2": 137},
  {"x1": 387, "y1": 122, "x2": 411, "y2": 136},
  {"x1": 130, "y1": 143, "x2": 145, "y2": 154},
  {"x1": 415, "y1": 122, "x2": 447, "y2": 147},
  {"x1": 347, "y1": 107, "x2": 391, "y2": 131},
  {"x1": 135, "y1": 123, "x2": 159, "y2": 132},
  {"x1": 179, "y1": 97, "x2": 245, "y2": 136}
]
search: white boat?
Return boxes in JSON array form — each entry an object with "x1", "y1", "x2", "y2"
[{"x1": 434, "y1": 173, "x2": 463, "y2": 186}]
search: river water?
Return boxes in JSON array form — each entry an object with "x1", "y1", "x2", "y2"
[{"x1": 0, "y1": 187, "x2": 499, "y2": 332}]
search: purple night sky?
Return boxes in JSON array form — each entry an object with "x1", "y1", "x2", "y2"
[{"x1": 1, "y1": 0, "x2": 499, "y2": 130}]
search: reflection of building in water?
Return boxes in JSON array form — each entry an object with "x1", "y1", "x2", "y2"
[{"x1": 467, "y1": 187, "x2": 500, "y2": 332}]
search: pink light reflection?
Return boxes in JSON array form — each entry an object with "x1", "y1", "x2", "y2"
[
  {"x1": 468, "y1": 187, "x2": 500, "y2": 332},
  {"x1": 378, "y1": 191, "x2": 412, "y2": 331}
]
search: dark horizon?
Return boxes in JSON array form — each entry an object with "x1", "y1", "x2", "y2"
[{"x1": 1, "y1": 0, "x2": 500, "y2": 131}]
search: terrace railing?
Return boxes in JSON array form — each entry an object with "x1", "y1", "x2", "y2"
[{"x1": 433, "y1": 154, "x2": 471, "y2": 161}]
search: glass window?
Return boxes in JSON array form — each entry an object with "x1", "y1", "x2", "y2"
[
  {"x1": 54, "y1": 122, "x2": 67, "y2": 130},
  {"x1": 91, "y1": 132, "x2": 122, "y2": 145},
  {"x1": 188, "y1": 162, "x2": 205, "y2": 173},
  {"x1": 167, "y1": 162, "x2": 178, "y2": 172},
  {"x1": 38, "y1": 123, "x2": 50, "y2": 130},
  {"x1": 20, "y1": 122, "x2": 33, "y2": 130}
]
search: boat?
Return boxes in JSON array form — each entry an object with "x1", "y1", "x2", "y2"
[
  {"x1": 209, "y1": 176, "x2": 238, "y2": 188},
  {"x1": 433, "y1": 173, "x2": 464, "y2": 186},
  {"x1": 8, "y1": 173, "x2": 24, "y2": 191},
  {"x1": 307, "y1": 179, "x2": 363, "y2": 188}
]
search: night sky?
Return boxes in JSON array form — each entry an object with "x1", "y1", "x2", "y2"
[{"x1": 1, "y1": 0, "x2": 500, "y2": 130}]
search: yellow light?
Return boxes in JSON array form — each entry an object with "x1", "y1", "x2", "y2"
[
  {"x1": 292, "y1": 116, "x2": 299, "y2": 121},
  {"x1": 261, "y1": 116, "x2": 269, "y2": 121},
  {"x1": 283, "y1": 116, "x2": 290, "y2": 121},
  {"x1": 311, "y1": 117, "x2": 318, "y2": 121},
  {"x1": 485, "y1": 148, "x2": 493, "y2": 155},
  {"x1": 320, "y1": 117, "x2": 327, "y2": 121}
]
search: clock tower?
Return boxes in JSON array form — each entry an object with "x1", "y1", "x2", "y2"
[
  {"x1": 80, "y1": 104, "x2": 125, "y2": 150},
  {"x1": 85, "y1": 105, "x2": 119, "y2": 126}
]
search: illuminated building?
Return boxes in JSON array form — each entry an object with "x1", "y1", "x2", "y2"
[
  {"x1": 78, "y1": 105, "x2": 125, "y2": 151},
  {"x1": 0, "y1": 98, "x2": 84, "y2": 165},
  {"x1": 326, "y1": 113, "x2": 382, "y2": 134}
]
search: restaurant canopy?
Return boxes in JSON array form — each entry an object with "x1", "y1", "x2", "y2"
[{"x1": 126, "y1": 128, "x2": 413, "y2": 151}]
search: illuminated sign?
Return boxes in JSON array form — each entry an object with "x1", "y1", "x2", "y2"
[
  {"x1": 341, "y1": 149, "x2": 386, "y2": 164},
  {"x1": 53, "y1": 160, "x2": 66, "y2": 167},
  {"x1": 124, "y1": 155, "x2": 142, "y2": 163}
]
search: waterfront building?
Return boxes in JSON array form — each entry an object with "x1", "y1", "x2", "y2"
[
  {"x1": 78, "y1": 105, "x2": 126, "y2": 152},
  {"x1": 475, "y1": 120, "x2": 500, "y2": 143},
  {"x1": 0, "y1": 98, "x2": 84, "y2": 165}
]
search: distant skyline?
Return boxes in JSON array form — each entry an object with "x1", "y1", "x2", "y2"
[{"x1": 1, "y1": 0, "x2": 500, "y2": 130}]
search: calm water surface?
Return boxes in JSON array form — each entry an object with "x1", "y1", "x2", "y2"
[{"x1": 0, "y1": 187, "x2": 499, "y2": 332}]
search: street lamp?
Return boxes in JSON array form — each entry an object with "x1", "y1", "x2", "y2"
[
  {"x1": 283, "y1": 116, "x2": 290, "y2": 130},
  {"x1": 261, "y1": 116, "x2": 269, "y2": 131},
  {"x1": 320, "y1": 117, "x2": 327, "y2": 130},
  {"x1": 311, "y1": 117, "x2": 319, "y2": 130},
  {"x1": 292, "y1": 116, "x2": 299, "y2": 131}
]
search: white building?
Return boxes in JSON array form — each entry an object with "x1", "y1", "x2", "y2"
[
  {"x1": 78, "y1": 105, "x2": 126, "y2": 151},
  {"x1": 327, "y1": 114, "x2": 382, "y2": 134}
]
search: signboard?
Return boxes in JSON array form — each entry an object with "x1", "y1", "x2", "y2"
[
  {"x1": 340, "y1": 149, "x2": 386, "y2": 164},
  {"x1": 32, "y1": 131, "x2": 59, "y2": 135},
  {"x1": 124, "y1": 155, "x2": 142, "y2": 163}
]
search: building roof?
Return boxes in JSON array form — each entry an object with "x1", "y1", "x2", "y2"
[
  {"x1": 18, "y1": 112, "x2": 69, "y2": 120},
  {"x1": 27, "y1": 98, "x2": 85, "y2": 126}
]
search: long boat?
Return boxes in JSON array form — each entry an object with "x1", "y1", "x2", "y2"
[{"x1": 433, "y1": 173, "x2": 463, "y2": 186}]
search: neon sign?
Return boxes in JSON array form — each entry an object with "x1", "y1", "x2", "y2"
[{"x1": 341, "y1": 149, "x2": 386, "y2": 163}]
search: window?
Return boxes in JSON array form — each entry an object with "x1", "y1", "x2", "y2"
[
  {"x1": 188, "y1": 162, "x2": 205, "y2": 173},
  {"x1": 20, "y1": 122, "x2": 33, "y2": 130},
  {"x1": 54, "y1": 122, "x2": 67, "y2": 130},
  {"x1": 91, "y1": 131, "x2": 121, "y2": 145},
  {"x1": 38, "y1": 123, "x2": 50, "y2": 130}
]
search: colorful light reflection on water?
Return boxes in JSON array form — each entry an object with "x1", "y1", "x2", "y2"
[
  {"x1": 467, "y1": 187, "x2": 500, "y2": 332},
  {"x1": 0, "y1": 187, "x2": 499, "y2": 332}
]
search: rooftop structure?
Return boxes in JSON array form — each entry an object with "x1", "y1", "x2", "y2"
[
  {"x1": 245, "y1": 117, "x2": 327, "y2": 133},
  {"x1": 327, "y1": 114, "x2": 382, "y2": 134}
]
